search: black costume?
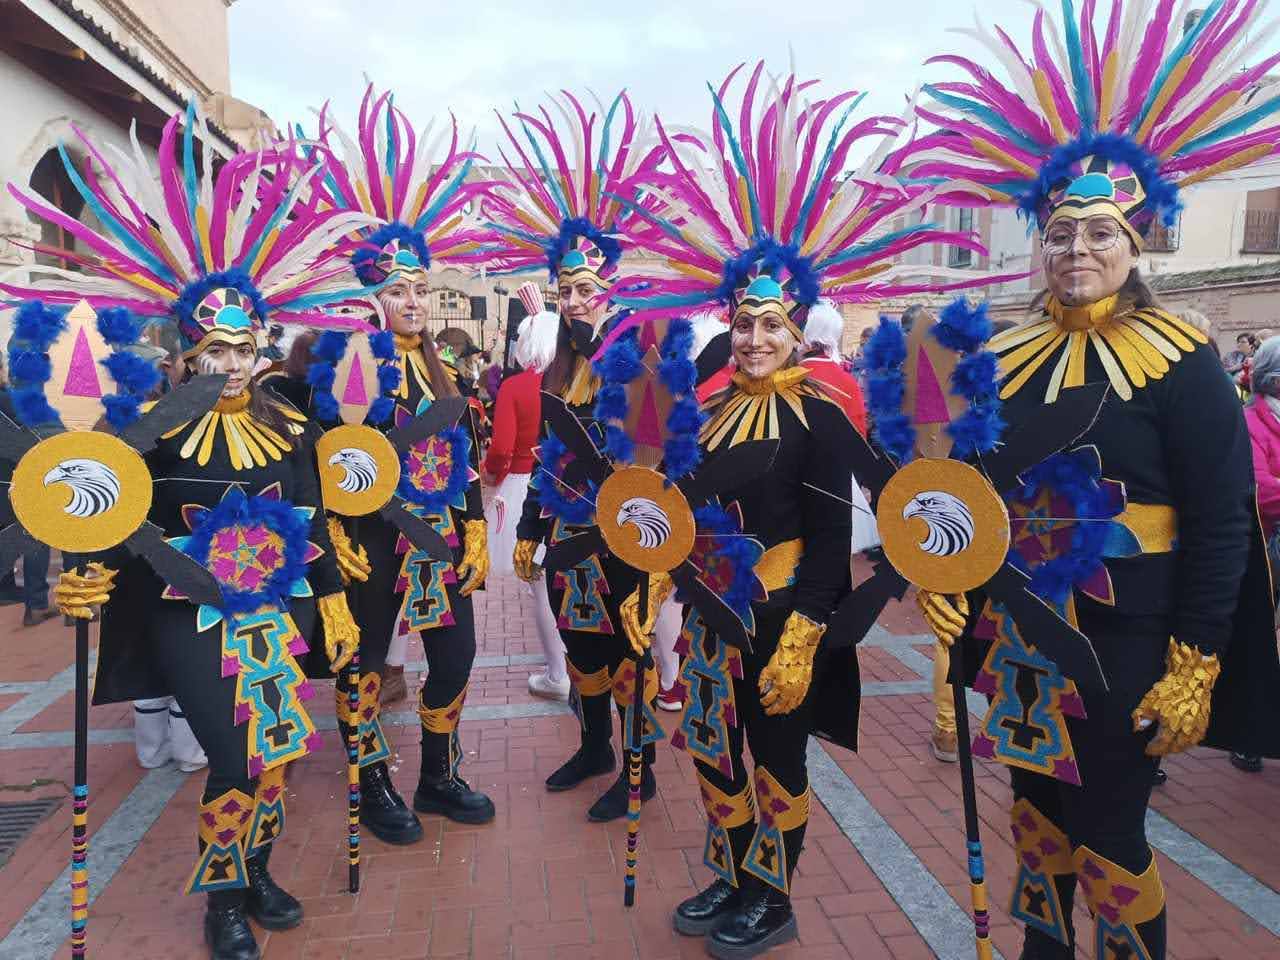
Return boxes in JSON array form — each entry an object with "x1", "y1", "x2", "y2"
[{"x1": 94, "y1": 391, "x2": 345, "y2": 914}]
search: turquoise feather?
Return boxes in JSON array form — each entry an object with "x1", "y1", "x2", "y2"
[
  {"x1": 596, "y1": 92, "x2": 624, "y2": 185},
  {"x1": 515, "y1": 106, "x2": 571, "y2": 219},
  {"x1": 789, "y1": 93, "x2": 865, "y2": 246},
  {"x1": 238, "y1": 164, "x2": 317, "y2": 277},
  {"x1": 1061, "y1": 0, "x2": 1095, "y2": 134},
  {"x1": 1130, "y1": 0, "x2": 1226, "y2": 136},
  {"x1": 707, "y1": 82, "x2": 762, "y2": 235},
  {"x1": 181, "y1": 101, "x2": 203, "y2": 271},
  {"x1": 816, "y1": 222, "x2": 937, "y2": 270},
  {"x1": 412, "y1": 153, "x2": 474, "y2": 233},
  {"x1": 923, "y1": 84, "x2": 1049, "y2": 155},
  {"x1": 1179, "y1": 94, "x2": 1280, "y2": 155},
  {"x1": 55, "y1": 143, "x2": 175, "y2": 282}
]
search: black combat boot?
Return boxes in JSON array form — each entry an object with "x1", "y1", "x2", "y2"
[
  {"x1": 413, "y1": 743, "x2": 495, "y2": 824},
  {"x1": 245, "y1": 845, "x2": 303, "y2": 930},
  {"x1": 359, "y1": 762, "x2": 423, "y2": 844},
  {"x1": 673, "y1": 878, "x2": 742, "y2": 935},
  {"x1": 707, "y1": 884, "x2": 797, "y2": 959},
  {"x1": 204, "y1": 889, "x2": 259, "y2": 960}
]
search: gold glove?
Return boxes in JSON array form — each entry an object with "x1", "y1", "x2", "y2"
[
  {"x1": 457, "y1": 519, "x2": 489, "y2": 597},
  {"x1": 513, "y1": 538, "x2": 541, "y2": 583},
  {"x1": 917, "y1": 589, "x2": 968, "y2": 648},
  {"x1": 759, "y1": 611, "x2": 826, "y2": 716},
  {"x1": 317, "y1": 592, "x2": 360, "y2": 672},
  {"x1": 1133, "y1": 638, "x2": 1221, "y2": 756},
  {"x1": 620, "y1": 572, "x2": 675, "y2": 657},
  {"x1": 54, "y1": 563, "x2": 117, "y2": 620},
  {"x1": 327, "y1": 516, "x2": 371, "y2": 585}
]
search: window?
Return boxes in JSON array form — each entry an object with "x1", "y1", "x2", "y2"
[
  {"x1": 1147, "y1": 214, "x2": 1181, "y2": 253},
  {"x1": 948, "y1": 208, "x2": 974, "y2": 267},
  {"x1": 28, "y1": 149, "x2": 86, "y2": 271}
]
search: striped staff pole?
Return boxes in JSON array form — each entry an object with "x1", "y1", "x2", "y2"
[
  {"x1": 623, "y1": 578, "x2": 649, "y2": 908},
  {"x1": 951, "y1": 673, "x2": 993, "y2": 960},
  {"x1": 70, "y1": 613, "x2": 91, "y2": 957}
]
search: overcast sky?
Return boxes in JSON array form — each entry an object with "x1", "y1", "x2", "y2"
[{"x1": 228, "y1": 0, "x2": 1051, "y2": 150}]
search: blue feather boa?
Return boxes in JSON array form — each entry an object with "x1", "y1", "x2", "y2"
[
  {"x1": 692, "y1": 502, "x2": 759, "y2": 621},
  {"x1": 8, "y1": 300, "x2": 67, "y2": 429},
  {"x1": 396, "y1": 424, "x2": 471, "y2": 514},
  {"x1": 1008, "y1": 449, "x2": 1121, "y2": 606},
  {"x1": 1020, "y1": 132, "x2": 1180, "y2": 231},
  {"x1": 353, "y1": 222, "x2": 431, "y2": 286},
  {"x1": 864, "y1": 316, "x2": 913, "y2": 463},
  {"x1": 546, "y1": 216, "x2": 622, "y2": 280},
  {"x1": 535, "y1": 431, "x2": 597, "y2": 525},
  {"x1": 96, "y1": 307, "x2": 158, "y2": 430},
  {"x1": 935, "y1": 299, "x2": 1004, "y2": 458},
  {"x1": 657, "y1": 318, "x2": 703, "y2": 481},
  {"x1": 180, "y1": 488, "x2": 311, "y2": 616}
]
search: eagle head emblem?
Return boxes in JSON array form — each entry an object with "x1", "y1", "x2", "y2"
[
  {"x1": 43, "y1": 458, "x2": 121, "y2": 518},
  {"x1": 903, "y1": 490, "x2": 974, "y2": 557},
  {"x1": 616, "y1": 497, "x2": 672, "y2": 550},
  {"x1": 328, "y1": 448, "x2": 378, "y2": 493}
]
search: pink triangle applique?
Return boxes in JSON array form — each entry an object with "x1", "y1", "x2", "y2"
[
  {"x1": 342, "y1": 352, "x2": 370, "y2": 406},
  {"x1": 634, "y1": 381, "x2": 664, "y2": 449},
  {"x1": 63, "y1": 328, "x2": 103, "y2": 398},
  {"x1": 914, "y1": 348, "x2": 950, "y2": 426}
]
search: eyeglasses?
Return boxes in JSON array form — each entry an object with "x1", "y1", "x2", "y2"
[{"x1": 1042, "y1": 217, "x2": 1124, "y2": 256}]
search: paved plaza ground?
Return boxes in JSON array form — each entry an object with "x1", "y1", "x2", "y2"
[{"x1": 0, "y1": 569, "x2": 1277, "y2": 960}]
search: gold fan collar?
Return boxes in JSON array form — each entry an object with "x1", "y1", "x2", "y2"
[
  {"x1": 733, "y1": 367, "x2": 810, "y2": 396},
  {"x1": 1046, "y1": 294, "x2": 1119, "y2": 332},
  {"x1": 214, "y1": 393, "x2": 251, "y2": 414}
]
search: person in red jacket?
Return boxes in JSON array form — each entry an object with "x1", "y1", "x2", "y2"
[
  {"x1": 799, "y1": 299, "x2": 867, "y2": 435},
  {"x1": 483, "y1": 285, "x2": 569, "y2": 700}
]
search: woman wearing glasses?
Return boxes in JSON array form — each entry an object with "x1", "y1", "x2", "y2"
[{"x1": 911, "y1": 4, "x2": 1280, "y2": 957}]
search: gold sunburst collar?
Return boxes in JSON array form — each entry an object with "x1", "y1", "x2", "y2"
[
  {"x1": 988, "y1": 297, "x2": 1208, "y2": 403},
  {"x1": 701, "y1": 367, "x2": 824, "y2": 451},
  {"x1": 391, "y1": 333, "x2": 436, "y2": 403},
  {"x1": 161, "y1": 391, "x2": 306, "y2": 470}
]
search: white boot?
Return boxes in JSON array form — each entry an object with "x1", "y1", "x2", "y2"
[
  {"x1": 168, "y1": 701, "x2": 208, "y2": 772},
  {"x1": 133, "y1": 698, "x2": 172, "y2": 769}
]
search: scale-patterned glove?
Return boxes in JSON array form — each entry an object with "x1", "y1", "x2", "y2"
[
  {"x1": 620, "y1": 572, "x2": 675, "y2": 657},
  {"x1": 54, "y1": 563, "x2": 117, "y2": 620},
  {"x1": 318, "y1": 592, "x2": 360, "y2": 672},
  {"x1": 917, "y1": 589, "x2": 968, "y2": 648},
  {"x1": 1133, "y1": 639, "x2": 1221, "y2": 756},
  {"x1": 457, "y1": 519, "x2": 489, "y2": 597},
  {"x1": 759, "y1": 612, "x2": 826, "y2": 716},
  {"x1": 327, "y1": 516, "x2": 371, "y2": 585},
  {"x1": 513, "y1": 539, "x2": 541, "y2": 583}
]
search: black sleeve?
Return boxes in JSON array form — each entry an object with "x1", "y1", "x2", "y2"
[
  {"x1": 290, "y1": 425, "x2": 345, "y2": 598},
  {"x1": 516, "y1": 417, "x2": 552, "y2": 543},
  {"x1": 1162, "y1": 344, "x2": 1254, "y2": 657},
  {"x1": 463, "y1": 404, "x2": 484, "y2": 522},
  {"x1": 793, "y1": 398, "x2": 855, "y2": 625}
]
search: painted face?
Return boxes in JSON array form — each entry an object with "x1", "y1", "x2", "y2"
[
  {"x1": 558, "y1": 276, "x2": 607, "y2": 331},
  {"x1": 377, "y1": 277, "x2": 430, "y2": 336},
  {"x1": 194, "y1": 340, "x2": 257, "y2": 398},
  {"x1": 1042, "y1": 215, "x2": 1137, "y2": 306},
  {"x1": 731, "y1": 310, "x2": 798, "y2": 379}
]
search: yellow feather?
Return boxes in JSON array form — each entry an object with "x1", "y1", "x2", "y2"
[
  {"x1": 1159, "y1": 91, "x2": 1242, "y2": 160},
  {"x1": 1097, "y1": 51, "x2": 1119, "y2": 131},
  {"x1": 970, "y1": 136, "x2": 1037, "y2": 178},
  {"x1": 195, "y1": 206, "x2": 216, "y2": 273},
  {"x1": 1135, "y1": 58, "x2": 1192, "y2": 145},
  {"x1": 1174, "y1": 143, "x2": 1275, "y2": 190},
  {"x1": 1032, "y1": 71, "x2": 1069, "y2": 143}
]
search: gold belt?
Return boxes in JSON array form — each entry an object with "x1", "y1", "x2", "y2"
[
  {"x1": 1116, "y1": 503, "x2": 1177, "y2": 554},
  {"x1": 755, "y1": 539, "x2": 803, "y2": 592}
]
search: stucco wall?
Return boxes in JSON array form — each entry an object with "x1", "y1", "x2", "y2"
[{"x1": 119, "y1": 0, "x2": 230, "y2": 94}]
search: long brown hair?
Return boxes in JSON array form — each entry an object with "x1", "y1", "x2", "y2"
[
  {"x1": 418, "y1": 335, "x2": 460, "y2": 399},
  {"x1": 540, "y1": 321, "x2": 578, "y2": 398}
]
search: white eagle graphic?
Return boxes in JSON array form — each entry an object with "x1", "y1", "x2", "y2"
[
  {"x1": 902, "y1": 490, "x2": 974, "y2": 557},
  {"x1": 328, "y1": 448, "x2": 378, "y2": 494},
  {"x1": 617, "y1": 497, "x2": 672, "y2": 550},
  {"x1": 43, "y1": 458, "x2": 121, "y2": 518}
]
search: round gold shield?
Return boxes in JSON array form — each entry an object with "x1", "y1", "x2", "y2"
[
  {"x1": 877, "y1": 457, "x2": 1009, "y2": 594},
  {"x1": 596, "y1": 466, "x2": 695, "y2": 573},
  {"x1": 315, "y1": 424, "x2": 401, "y2": 517},
  {"x1": 11, "y1": 431, "x2": 151, "y2": 552}
]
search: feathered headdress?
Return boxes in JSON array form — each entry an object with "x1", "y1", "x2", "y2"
[
  {"x1": 297, "y1": 85, "x2": 493, "y2": 295},
  {"x1": 908, "y1": 0, "x2": 1280, "y2": 246},
  {"x1": 610, "y1": 62, "x2": 1013, "y2": 342},
  {"x1": 2, "y1": 103, "x2": 376, "y2": 358},
  {"x1": 482, "y1": 90, "x2": 662, "y2": 298}
]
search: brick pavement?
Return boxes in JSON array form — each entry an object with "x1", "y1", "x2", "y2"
[{"x1": 0, "y1": 572, "x2": 1276, "y2": 959}]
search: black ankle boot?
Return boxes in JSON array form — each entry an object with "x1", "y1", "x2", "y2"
[
  {"x1": 674, "y1": 878, "x2": 742, "y2": 936},
  {"x1": 204, "y1": 890, "x2": 260, "y2": 960},
  {"x1": 413, "y1": 772, "x2": 495, "y2": 824},
  {"x1": 1017, "y1": 927, "x2": 1074, "y2": 959},
  {"x1": 707, "y1": 886, "x2": 796, "y2": 959},
  {"x1": 245, "y1": 846, "x2": 303, "y2": 931},
  {"x1": 545, "y1": 743, "x2": 615, "y2": 792},
  {"x1": 359, "y1": 762, "x2": 423, "y2": 844},
  {"x1": 586, "y1": 763, "x2": 655, "y2": 823}
]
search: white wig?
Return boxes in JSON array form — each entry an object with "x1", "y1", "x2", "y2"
[
  {"x1": 513, "y1": 310, "x2": 559, "y2": 373},
  {"x1": 687, "y1": 307, "x2": 729, "y2": 358},
  {"x1": 803, "y1": 299, "x2": 844, "y2": 360}
]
